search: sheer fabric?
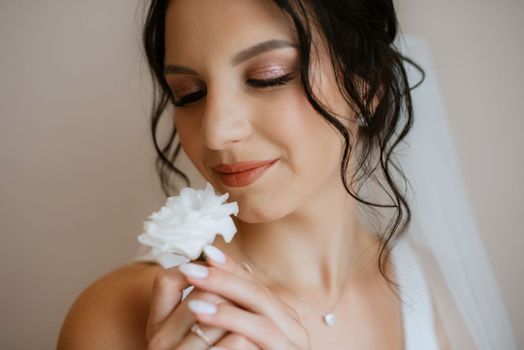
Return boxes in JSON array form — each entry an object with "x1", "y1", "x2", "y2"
[
  {"x1": 391, "y1": 236, "x2": 440, "y2": 349},
  {"x1": 388, "y1": 35, "x2": 517, "y2": 349}
]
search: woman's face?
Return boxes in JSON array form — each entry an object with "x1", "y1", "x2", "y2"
[{"x1": 164, "y1": 0, "x2": 356, "y2": 223}]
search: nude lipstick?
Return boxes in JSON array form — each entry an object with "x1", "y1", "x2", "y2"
[{"x1": 212, "y1": 159, "x2": 278, "y2": 187}]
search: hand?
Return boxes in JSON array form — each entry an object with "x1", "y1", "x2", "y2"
[
  {"x1": 179, "y1": 245, "x2": 312, "y2": 350},
  {"x1": 145, "y1": 264, "x2": 235, "y2": 349}
]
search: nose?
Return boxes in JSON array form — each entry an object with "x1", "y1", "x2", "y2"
[{"x1": 200, "y1": 86, "x2": 252, "y2": 151}]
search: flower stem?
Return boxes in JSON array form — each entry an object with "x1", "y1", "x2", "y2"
[{"x1": 196, "y1": 251, "x2": 206, "y2": 262}]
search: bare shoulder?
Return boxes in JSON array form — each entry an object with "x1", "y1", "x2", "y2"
[{"x1": 57, "y1": 262, "x2": 164, "y2": 350}]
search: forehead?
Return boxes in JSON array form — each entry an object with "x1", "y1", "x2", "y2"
[{"x1": 164, "y1": 0, "x2": 297, "y2": 65}]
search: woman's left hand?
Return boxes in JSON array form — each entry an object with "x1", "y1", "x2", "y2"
[{"x1": 178, "y1": 245, "x2": 311, "y2": 350}]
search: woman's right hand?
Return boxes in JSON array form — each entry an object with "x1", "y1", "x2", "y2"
[
  {"x1": 145, "y1": 264, "x2": 260, "y2": 350},
  {"x1": 145, "y1": 265, "x2": 226, "y2": 349}
]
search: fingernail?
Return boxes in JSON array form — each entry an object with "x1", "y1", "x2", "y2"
[
  {"x1": 203, "y1": 245, "x2": 226, "y2": 263},
  {"x1": 188, "y1": 299, "x2": 217, "y2": 314},
  {"x1": 210, "y1": 347, "x2": 227, "y2": 350},
  {"x1": 179, "y1": 263, "x2": 209, "y2": 279}
]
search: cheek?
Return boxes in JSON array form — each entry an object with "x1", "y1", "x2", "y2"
[
  {"x1": 174, "y1": 115, "x2": 193, "y2": 155},
  {"x1": 266, "y1": 91, "x2": 343, "y2": 175},
  {"x1": 174, "y1": 115, "x2": 207, "y2": 176},
  {"x1": 294, "y1": 107, "x2": 343, "y2": 181}
]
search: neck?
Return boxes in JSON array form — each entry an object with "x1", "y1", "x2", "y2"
[{"x1": 218, "y1": 179, "x2": 378, "y2": 299}]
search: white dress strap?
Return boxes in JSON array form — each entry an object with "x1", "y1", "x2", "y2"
[{"x1": 391, "y1": 237, "x2": 440, "y2": 350}]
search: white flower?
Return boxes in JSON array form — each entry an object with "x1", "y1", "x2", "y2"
[{"x1": 137, "y1": 182, "x2": 239, "y2": 267}]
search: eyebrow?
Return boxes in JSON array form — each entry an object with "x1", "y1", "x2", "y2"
[{"x1": 164, "y1": 39, "x2": 297, "y2": 76}]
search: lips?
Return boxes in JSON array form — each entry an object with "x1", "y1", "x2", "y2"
[
  {"x1": 212, "y1": 158, "x2": 279, "y2": 187},
  {"x1": 212, "y1": 159, "x2": 279, "y2": 174}
]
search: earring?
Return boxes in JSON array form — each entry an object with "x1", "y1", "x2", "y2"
[{"x1": 357, "y1": 113, "x2": 368, "y2": 127}]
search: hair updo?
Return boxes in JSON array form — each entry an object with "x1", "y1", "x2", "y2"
[{"x1": 141, "y1": 0, "x2": 425, "y2": 294}]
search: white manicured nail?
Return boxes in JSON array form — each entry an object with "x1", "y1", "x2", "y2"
[
  {"x1": 210, "y1": 347, "x2": 227, "y2": 350},
  {"x1": 179, "y1": 263, "x2": 208, "y2": 279},
  {"x1": 188, "y1": 299, "x2": 217, "y2": 314},
  {"x1": 203, "y1": 245, "x2": 226, "y2": 263}
]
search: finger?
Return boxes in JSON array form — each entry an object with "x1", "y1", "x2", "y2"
[
  {"x1": 188, "y1": 299, "x2": 287, "y2": 350},
  {"x1": 146, "y1": 267, "x2": 192, "y2": 338},
  {"x1": 175, "y1": 323, "x2": 227, "y2": 350},
  {"x1": 178, "y1": 262, "x2": 301, "y2": 335},
  {"x1": 213, "y1": 333, "x2": 260, "y2": 350},
  {"x1": 203, "y1": 244, "x2": 257, "y2": 281},
  {"x1": 150, "y1": 289, "x2": 228, "y2": 349},
  {"x1": 202, "y1": 245, "x2": 302, "y2": 323}
]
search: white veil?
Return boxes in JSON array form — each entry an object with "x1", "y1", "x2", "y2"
[{"x1": 388, "y1": 35, "x2": 517, "y2": 349}]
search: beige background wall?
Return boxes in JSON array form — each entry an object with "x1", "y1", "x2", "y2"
[{"x1": 0, "y1": 0, "x2": 522, "y2": 348}]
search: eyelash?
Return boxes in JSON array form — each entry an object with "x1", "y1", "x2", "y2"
[{"x1": 172, "y1": 73, "x2": 295, "y2": 107}]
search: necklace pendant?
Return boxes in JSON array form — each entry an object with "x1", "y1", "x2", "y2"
[{"x1": 323, "y1": 313, "x2": 336, "y2": 326}]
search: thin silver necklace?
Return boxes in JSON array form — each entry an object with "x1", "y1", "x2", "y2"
[{"x1": 239, "y1": 253, "x2": 352, "y2": 327}]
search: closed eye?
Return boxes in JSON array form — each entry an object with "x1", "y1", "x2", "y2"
[
  {"x1": 172, "y1": 73, "x2": 295, "y2": 107},
  {"x1": 173, "y1": 89, "x2": 207, "y2": 107},
  {"x1": 246, "y1": 72, "x2": 295, "y2": 88}
]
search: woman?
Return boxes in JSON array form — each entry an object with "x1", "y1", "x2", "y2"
[{"x1": 58, "y1": 0, "x2": 516, "y2": 349}]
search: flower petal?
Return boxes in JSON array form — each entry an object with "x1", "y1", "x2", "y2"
[{"x1": 137, "y1": 182, "x2": 239, "y2": 265}]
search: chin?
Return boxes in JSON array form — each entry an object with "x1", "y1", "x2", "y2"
[{"x1": 234, "y1": 193, "x2": 297, "y2": 224}]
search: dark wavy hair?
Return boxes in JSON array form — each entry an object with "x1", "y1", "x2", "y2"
[{"x1": 140, "y1": 0, "x2": 425, "y2": 295}]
